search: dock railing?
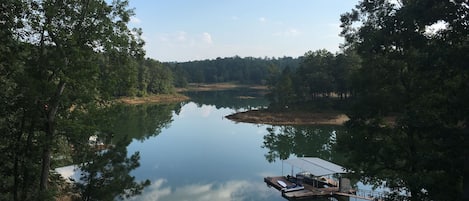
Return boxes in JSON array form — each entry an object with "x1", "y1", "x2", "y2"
[{"x1": 353, "y1": 189, "x2": 386, "y2": 201}]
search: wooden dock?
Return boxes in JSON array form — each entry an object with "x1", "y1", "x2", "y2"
[{"x1": 265, "y1": 176, "x2": 380, "y2": 200}]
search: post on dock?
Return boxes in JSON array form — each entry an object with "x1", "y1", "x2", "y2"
[{"x1": 339, "y1": 178, "x2": 352, "y2": 193}]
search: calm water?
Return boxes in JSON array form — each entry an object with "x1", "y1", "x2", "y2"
[
  {"x1": 126, "y1": 102, "x2": 285, "y2": 201},
  {"x1": 124, "y1": 90, "x2": 286, "y2": 200},
  {"x1": 59, "y1": 89, "x2": 359, "y2": 200}
]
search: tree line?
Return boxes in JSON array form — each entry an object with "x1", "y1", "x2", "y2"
[
  {"x1": 165, "y1": 51, "x2": 360, "y2": 111},
  {"x1": 265, "y1": 49, "x2": 360, "y2": 110},
  {"x1": 165, "y1": 56, "x2": 300, "y2": 85}
]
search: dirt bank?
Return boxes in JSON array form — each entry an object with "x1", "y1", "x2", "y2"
[
  {"x1": 225, "y1": 109, "x2": 349, "y2": 126},
  {"x1": 118, "y1": 83, "x2": 266, "y2": 104},
  {"x1": 118, "y1": 94, "x2": 190, "y2": 104},
  {"x1": 176, "y1": 83, "x2": 268, "y2": 92}
]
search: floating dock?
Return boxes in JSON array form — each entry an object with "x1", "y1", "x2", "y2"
[
  {"x1": 265, "y1": 157, "x2": 384, "y2": 200},
  {"x1": 265, "y1": 176, "x2": 383, "y2": 200},
  {"x1": 265, "y1": 176, "x2": 339, "y2": 199}
]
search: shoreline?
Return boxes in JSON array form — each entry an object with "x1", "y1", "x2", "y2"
[
  {"x1": 176, "y1": 83, "x2": 268, "y2": 92},
  {"x1": 117, "y1": 94, "x2": 190, "y2": 104},
  {"x1": 225, "y1": 109, "x2": 349, "y2": 126},
  {"x1": 118, "y1": 83, "x2": 266, "y2": 105},
  {"x1": 116, "y1": 83, "x2": 350, "y2": 126}
]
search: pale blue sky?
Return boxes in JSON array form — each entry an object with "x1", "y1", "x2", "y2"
[{"x1": 127, "y1": 0, "x2": 360, "y2": 62}]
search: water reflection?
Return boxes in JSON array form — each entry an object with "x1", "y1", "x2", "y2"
[
  {"x1": 96, "y1": 103, "x2": 182, "y2": 141},
  {"x1": 260, "y1": 125, "x2": 390, "y2": 200},
  {"x1": 76, "y1": 139, "x2": 151, "y2": 200},
  {"x1": 131, "y1": 178, "x2": 274, "y2": 201},
  {"x1": 62, "y1": 103, "x2": 180, "y2": 200},
  {"x1": 119, "y1": 102, "x2": 286, "y2": 201},
  {"x1": 262, "y1": 125, "x2": 344, "y2": 164},
  {"x1": 184, "y1": 88, "x2": 268, "y2": 110},
  {"x1": 335, "y1": 120, "x2": 465, "y2": 200}
]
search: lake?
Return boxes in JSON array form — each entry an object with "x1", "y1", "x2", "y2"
[
  {"x1": 126, "y1": 101, "x2": 286, "y2": 201},
  {"x1": 59, "y1": 89, "x2": 367, "y2": 201}
]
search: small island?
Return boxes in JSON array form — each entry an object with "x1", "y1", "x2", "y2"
[{"x1": 225, "y1": 109, "x2": 349, "y2": 126}]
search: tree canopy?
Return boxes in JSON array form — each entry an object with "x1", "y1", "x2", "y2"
[
  {"x1": 0, "y1": 0, "x2": 172, "y2": 200},
  {"x1": 266, "y1": 49, "x2": 360, "y2": 110},
  {"x1": 167, "y1": 56, "x2": 300, "y2": 85},
  {"x1": 337, "y1": 0, "x2": 468, "y2": 200}
]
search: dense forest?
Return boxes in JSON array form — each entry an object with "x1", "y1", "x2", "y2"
[
  {"x1": 165, "y1": 49, "x2": 360, "y2": 110},
  {"x1": 165, "y1": 56, "x2": 300, "y2": 85},
  {"x1": 0, "y1": 0, "x2": 172, "y2": 200},
  {"x1": 265, "y1": 49, "x2": 360, "y2": 110},
  {"x1": 164, "y1": 50, "x2": 359, "y2": 111},
  {"x1": 336, "y1": 1, "x2": 467, "y2": 201}
]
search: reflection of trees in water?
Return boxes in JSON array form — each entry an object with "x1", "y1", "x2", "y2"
[
  {"x1": 75, "y1": 139, "x2": 150, "y2": 200},
  {"x1": 337, "y1": 121, "x2": 465, "y2": 200},
  {"x1": 262, "y1": 125, "x2": 344, "y2": 163},
  {"x1": 64, "y1": 103, "x2": 179, "y2": 200},
  {"x1": 184, "y1": 89, "x2": 268, "y2": 110},
  {"x1": 91, "y1": 103, "x2": 181, "y2": 141},
  {"x1": 262, "y1": 121, "x2": 464, "y2": 200}
]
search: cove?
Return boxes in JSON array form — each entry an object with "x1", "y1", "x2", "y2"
[{"x1": 58, "y1": 89, "x2": 376, "y2": 201}]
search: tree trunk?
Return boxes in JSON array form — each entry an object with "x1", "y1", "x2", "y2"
[
  {"x1": 13, "y1": 114, "x2": 26, "y2": 201},
  {"x1": 407, "y1": 128, "x2": 420, "y2": 201},
  {"x1": 39, "y1": 81, "x2": 66, "y2": 192},
  {"x1": 21, "y1": 118, "x2": 35, "y2": 201},
  {"x1": 39, "y1": 131, "x2": 52, "y2": 191}
]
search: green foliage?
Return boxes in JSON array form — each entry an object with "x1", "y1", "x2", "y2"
[
  {"x1": 0, "y1": 0, "x2": 171, "y2": 200},
  {"x1": 267, "y1": 67, "x2": 295, "y2": 109},
  {"x1": 266, "y1": 49, "x2": 359, "y2": 110},
  {"x1": 168, "y1": 56, "x2": 300, "y2": 85},
  {"x1": 297, "y1": 49, "x2": 336, "y2": 100},
  {"x1": 171, "y1": 64, "x2": 189, "y2": 88},
  {"x1": 338, "y1": 0, "x2": 468, "y2": 200},
  {"x1": 143, "y1": 59, "x2": 174, "y2": 95}
]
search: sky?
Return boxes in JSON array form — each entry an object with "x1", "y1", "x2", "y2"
[{"x1": 127, "y1": 0, "x2": 361, "y2": 62}]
